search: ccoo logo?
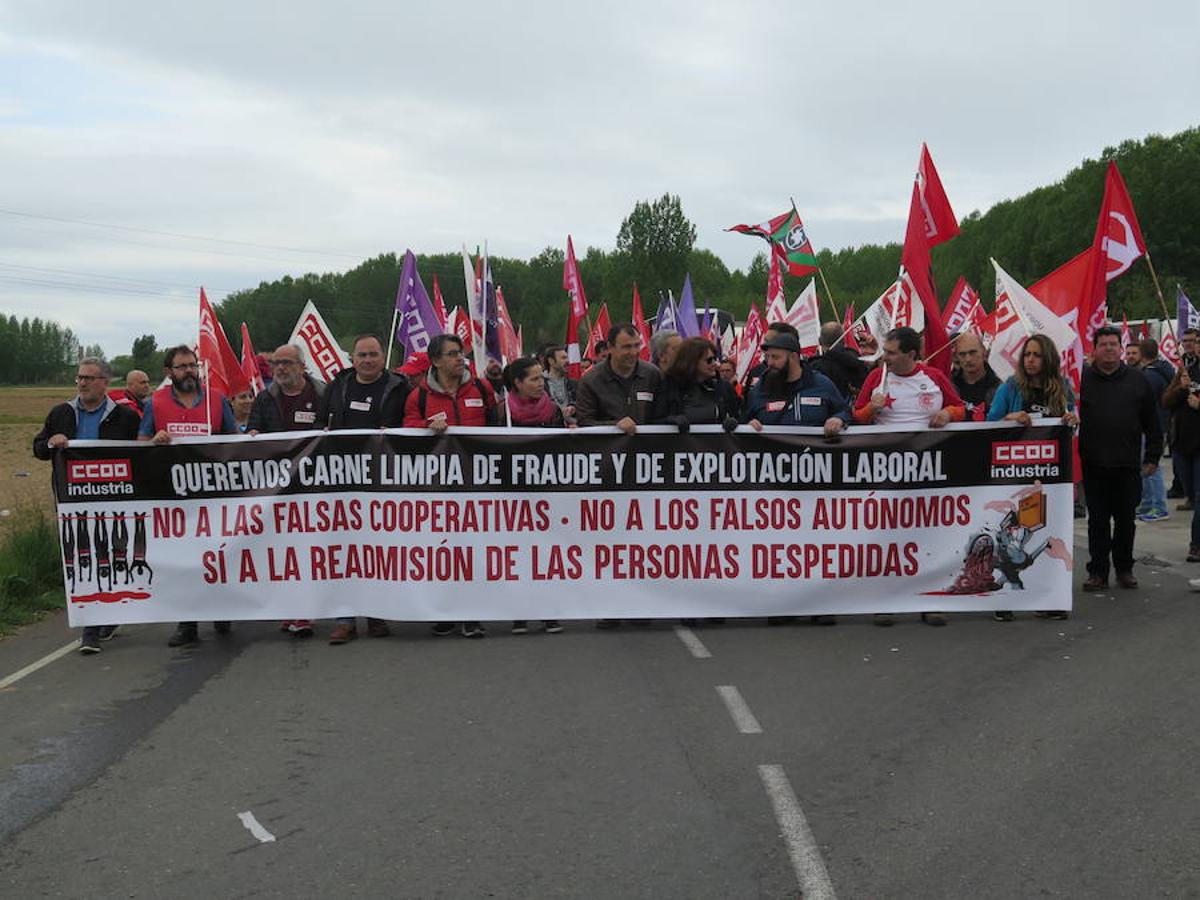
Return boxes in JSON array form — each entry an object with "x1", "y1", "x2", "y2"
[
  {"x1": 991, "y1": 441, "x2": 1059, "y2": 465},
  {"x1": 67, "y1": 459, "x2": 133, "y2": 484}
]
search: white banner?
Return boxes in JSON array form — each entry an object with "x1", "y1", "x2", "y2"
[{"x1": 53, "y1": 425, "x2": 1075, "y2": 625}]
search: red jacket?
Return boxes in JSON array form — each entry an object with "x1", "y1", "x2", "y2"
[{"x1": 402, "y1": 372, "x2": 497, "y2": 427}]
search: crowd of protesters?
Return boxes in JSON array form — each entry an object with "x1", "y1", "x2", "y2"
[{"x1": 33, "y1": 314, "x2": 1178, "y2": 655}]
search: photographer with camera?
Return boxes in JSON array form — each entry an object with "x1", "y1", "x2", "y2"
[{"x1": 1162, "y1": 328, "x2": 1200, "y2": 560}]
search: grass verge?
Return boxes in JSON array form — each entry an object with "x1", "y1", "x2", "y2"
[{"x1": 0, "y1": 506, "x2": 65, "y2": 636}]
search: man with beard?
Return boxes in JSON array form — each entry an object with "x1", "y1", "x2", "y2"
[
  {"x1": 951, "y1": 332, "x2": 1001, "y2": 421},
  {"x1": 742, "y1": 333, "x2": 849, "y2": 627},
  {"x1": 248, "y1": 343, "x2": 329, "y2": 639},
  {"x1": 139, "y1": 345, "x2": 237, "y2": 647}
]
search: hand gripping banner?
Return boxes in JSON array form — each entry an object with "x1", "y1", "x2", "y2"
[{"x1": 52, "y1": 423, "x2": 1074, "y2": 625}]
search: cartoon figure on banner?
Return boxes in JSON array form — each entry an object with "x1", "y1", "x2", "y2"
[
  {"x1": 60, "y1": 514, "x2": 76, "y2": 593},
  {"x1": 942, "y1": 483, "x2": 1072, "y2": 593},
  {"x1": 130, "y1": 512, "x2": 153, "y2": 584},
  {"x1": 94, "y1": 514, "x2": 111, "y2": 591},
  {"x1": 111, "y1": 513, "x2": 130, "y2": 584},
  {"x1": 75, "y1": 511, "x2": 92, "y2": 582}
]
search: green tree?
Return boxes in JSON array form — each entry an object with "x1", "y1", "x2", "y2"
[{"x1": 616, "y1": 194, "x2": 697, "y2": 300}]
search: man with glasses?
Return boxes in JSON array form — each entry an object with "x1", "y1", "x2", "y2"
[
  {"x1": 325, "y1": 334, "x2": 410, "y2": 644},
  {"x1": 34, "y1": 358, "x2": 141, "y2": 654},
  {"x1": 139, "y1": 345, "x2": 237, "y2": 647},
  {"x1": 247, "y1": 343, "x2": 329, "y2": 639}
]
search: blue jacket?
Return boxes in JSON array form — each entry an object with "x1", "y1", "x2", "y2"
[
  {"x1": 986, "y1": 377, "x2": 1075, "y2": 420},
  {"x1": 742, "y1": 367, "x2": 850, "y2": 427}
]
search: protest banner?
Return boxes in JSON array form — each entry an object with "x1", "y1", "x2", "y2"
[{"x1": 52, "y1": 424, "x2": 1073, "y2": 624}]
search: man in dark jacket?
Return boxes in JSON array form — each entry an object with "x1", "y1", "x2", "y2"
[
  {"x1": 950, "y1": 332, "x2": 1002, "y2": 421},
  {"x1": 1136, "y1": 337, "x2": 1174, "y2": 520},
  {"x1": 33, "y1": 357, "x2": 140, "y2": 655},
  {"x1": 1163, "y1": 336, "x2": 1200, "y2": 559},
  {"x1": 324, "y1": 334, "x2": 409, "y2": 431},
  {"x1": 324, "y1": 335, "x2": 409, "y2": 645},
  {"x1": 742, "y1": 334, "x2": 849, "y2": 436},
  {"x1": 810, "y1": 322, "x2": 869, "y2": 403},
  {"x1": 1078, "y1": 326, "x2": 1163, "y2": 590},
  {"x1": 576, "y1": 324, "x2": 662, "y2": 433},
  {"x1": 247, "y1": 343, "x2": 328, "y2": 639}
]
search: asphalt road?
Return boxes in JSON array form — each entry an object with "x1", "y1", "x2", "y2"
[{"x1": 1, "y1": 514, "x2": 1198, "y2": 898}]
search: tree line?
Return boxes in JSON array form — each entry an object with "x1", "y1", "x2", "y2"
[{"x1": 0, "y1": 316, "x2": 82, "y2": 384}]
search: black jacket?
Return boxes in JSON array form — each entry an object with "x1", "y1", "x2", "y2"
[
  {"x1": 247, "y1": 376, "x2": 329, "y2": 434},
  {"x1": 658, "y1": 377, "x2": 739, "y2": 425},
  {"x1": 324, "y1": 369, "x2": 410, "y2": 430},
  {"x1": 1163, "y1": 358, "x2": 1200, "y2": 455},
  {"x1": 1079, "y1": 363, "x2": 1162, "y2": 468},
  {"x1": 33, "y1": 399, "x2": 141, "y2": 460},
  {"x1": 810, "y1": 346, "x2": 869, "y2": 402}
]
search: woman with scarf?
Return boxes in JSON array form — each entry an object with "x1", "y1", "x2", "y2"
[{"x1": 502, "y1": 356, "x2": 565, "y2": 634}]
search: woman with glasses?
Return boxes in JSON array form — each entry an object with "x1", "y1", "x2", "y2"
[{"x1": 658, "y1": 337, "x2": 740, "y2": 431}]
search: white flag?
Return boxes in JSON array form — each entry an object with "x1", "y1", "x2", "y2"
[
  {"x1": 989, "y1": 258, "x2": 1078, "y2": 383},
  {"x1": 287, "y1": 300, "x2": 351, "y2": 383},
  {"x1": 788, "y1": 280, "x2": 822, "y2": 351}
]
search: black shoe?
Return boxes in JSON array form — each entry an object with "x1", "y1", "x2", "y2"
[
  {"x1": 97, "y1": 625, "x2": 119, "y2": 641},
  {"x1": 921, "y1": 612, "x2": 948, "y2": 627},
  {"x1": 992, "y1": 610, "x2": 1015, "y2": 622},
  {"x1": 79, "y1": 634, "x2": 101, "y2": 654},
  {"x1": 767, "y1": 616, "x2": 797, "y2": 626},
  {"x1": 679, "y1": 617, "x2": 698, "y2": 626},
  {"x1": 873, "y1": 613, "x2": 895, "y2": 627},
  {"x1": 461, "y1": 621, "x2": 486, "y2": 639},
  {"x1": 705, "y1": 617, "x2": 726, "y2": 625},
  {"x1": 544, "y1": 620, "x2": 563, "y2": 634},
  {"x1": 431, "y1": 622, "x2": 455, "y2": 637},
  {"x1": 511, "y1": 621, "x2": 529, "y2": 635},
  {"x1": 167, "y1": 623, "x2": 199, "y2": 647},
  {"x1": 810, "y1": 615, "x2": 837, "y2": 626},
  {"x1": 213, "y1": 621, "x2": 232, "y2": 635},
  {"x1": 1168, "y1": 484, "x2": 1185, "y2": 499},
  {"x1": 1035, "y1": 610, "x2": 1070, "y2": 620},
  {"x1": 595, "y1": 619, "x2": 621, "y2": 629}
]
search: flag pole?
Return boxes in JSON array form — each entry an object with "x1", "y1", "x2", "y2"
[
  {"x1": 385, "y1": 306, "x2": 401, "y2": 371},
  {"x1": 790, "y1": 196, "x2": 840, "y2": 322},
  {"x1": 1143, "y1": 252, "x2": 1176, "y2": 336}
]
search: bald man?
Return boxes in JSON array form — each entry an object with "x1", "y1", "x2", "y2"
[
  {"x1": 951, "y1": 333, "x2": 1001, "y2": 421},
  {"x1": 109, "y1": 369, "x2": 153, "y2": 417}
]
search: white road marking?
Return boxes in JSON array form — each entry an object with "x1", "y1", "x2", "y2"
[
  {"x1": 237, "y1": 810, "x2": 276, "y2": 843},
  {"x1": 716, "y1": 685, "x2": 762, "y2": 734},
  {"x1": 672, "y1": 625, "x2": 712, "y2": 659},
  {"x1": 0, "y1": 640, "x2": 79, "y2": 691},
  {"x1": 758, "y1": 764, "x2": 837, "y2": 899}
]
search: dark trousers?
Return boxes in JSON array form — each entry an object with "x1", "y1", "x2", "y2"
[{"x1": 1083, "y1": 465, "x2": 1141, "y2": 577}]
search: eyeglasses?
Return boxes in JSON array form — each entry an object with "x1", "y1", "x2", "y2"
[
  {"x1": 272, "y1": 359, "x2": 299, "y2": 368},
  {"x1": 75, "y1": 374, "x2": 105, "y2": 383},
  {"x1": 170, "y1": 363, "x2": 200, "y2": 372}
]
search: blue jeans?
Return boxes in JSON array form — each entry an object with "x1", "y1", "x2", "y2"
[{"x1": 1140, "y1": 467, "x2": 1166, "y2": 514}]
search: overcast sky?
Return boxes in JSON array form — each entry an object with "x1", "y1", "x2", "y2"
[{"x1": 0, "y1": 1, "x2": 1196, "y2": 356}]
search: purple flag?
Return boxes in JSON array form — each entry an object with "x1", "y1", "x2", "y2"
[
  {"x1": 1178, "y1": 285, "x2": 1200, "y2": 338},
  {"x1": 395, "y1": 250, "x2": 444, "y2": 357},
  {"x1": 654, "y1": 293, "x2": 679, "y2": 335},
  {"x1": 481, "y1": 254, "x2": 502, "y2": 366},
  {"x1": 676, "y1": 274, "x2": 700, "y2": 337}
]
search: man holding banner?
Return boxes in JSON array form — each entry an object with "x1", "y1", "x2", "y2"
[
  {"x1": 853, "y1": 327, "x2": 965, "y2": 429},
  {"x1": 138, "y1": 345, "x2": 237, "y2": 647}
]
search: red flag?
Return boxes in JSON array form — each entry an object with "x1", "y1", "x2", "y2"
[
  {"x1": 942, "y1": 277, "x2": 979, "y2": 332},
  {"x1": 431, "y1": 274, "x2": 448, "y2": 329},
  {"x1": 495, "y1": 286, "x2": 521, "y2": 364},
  {"x1": 1120, "y1": 313, "x2": 1133, "y2": 348},
  {"x1": 632, "y1": 284, "x2": 652, "y2": 361},
  {"x1": 765, "y1": 250, "x2": 787, "y2": 322},
  {"x1": 913, "y1": 143, "x2": 960, "y2": 247},
  {"x1": 1079, "y1": 162, "x2": 1148, "y2": 350},
  {"x1": 735, "y1": 304, "x2": 766, "y2": 384},
  {"x1": 1161, "y1": 329, "x2": 1181, "y2": 366},
  {"x1": 841, "y1": 303, "x2": 860, "y2": 354},
  {"x1": 900, "y1": 145, "x2": 957, "y2": 375},
  {"x1": 1138, "y1": 319, "x2": 1150, "y2": 342},
  {"x1": 562, "y1": 235, "x2": 589, "y2": 378},
  {"x1": 584, "y1": 303, "x2": 612, "y2": 360},
  {"x1": 198, "y1": 288, "x2": 248, "y2": 398},
  {"x1": 239, "y1": 323, "x2": 265, "y2": 395},
  {"x1": 516, "y1": 324, "x2": 524, "y2": 358}
]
